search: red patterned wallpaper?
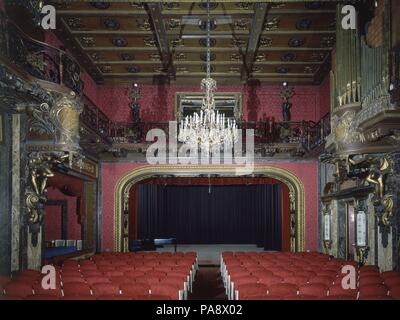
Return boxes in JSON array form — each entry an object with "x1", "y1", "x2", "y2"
[
  {"x1": 45, "y1": 187, "x2": 82, "y2": 241},
  {"x1": 95, "y1": 83, "x2": 327, "y2": 123},
  {"x1": 100, "y1": 162, "x2": 319, "y2": 252},
  {"x1": 317, "y1": 76, "x2": 331, "y2": 120}
]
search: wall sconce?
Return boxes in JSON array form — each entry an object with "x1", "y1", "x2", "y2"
[
  {"x1": 129, "y1": 83, "x2": 141, "y2": 123},
  {"x1": 355, "y1": 201, "x2": 369, "y2": 266},
  {"x1": 322, "y1": 204, "x2": 332, "y2": 254}
]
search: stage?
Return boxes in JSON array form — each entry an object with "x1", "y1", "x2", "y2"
[{"x1": 156, "y1": 244, "x2": 265, "y2": 265}]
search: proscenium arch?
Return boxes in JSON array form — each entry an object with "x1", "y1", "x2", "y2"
[{"x1": 114, "y1": 165, "x2": 305, "y2": 252}]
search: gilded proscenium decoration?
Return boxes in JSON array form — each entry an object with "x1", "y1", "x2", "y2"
[
  {"x1": 29, "y1": 91, "x2": 83, "y2": 153},
  {"x1": 114, "y1": 165, "x2": 305, "y2": 253},
  {"x1": 26, "y1": 152, "x2": 69, "y2": 246}
]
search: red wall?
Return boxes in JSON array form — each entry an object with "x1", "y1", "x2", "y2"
[
  {"x1": 101, "y1": 162, "x2": 319, "y2": 252},
  {"x1": 317, "y1": 76, "x2": 331, "y2": 120},
  {"x1": 45, "y1": 187, "x2": 82, "y2": 241},
  {"x1": 95, "y1": 83, "x2": 327, "y2": 123}
]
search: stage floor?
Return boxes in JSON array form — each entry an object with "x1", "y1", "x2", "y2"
[{"x1": 157, "y1": 244, "x2": 264, "y2": 265}]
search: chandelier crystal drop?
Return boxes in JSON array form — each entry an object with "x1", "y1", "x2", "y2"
[{"x1": 178, "y1": 0, "x2": 238, "y2": 153}]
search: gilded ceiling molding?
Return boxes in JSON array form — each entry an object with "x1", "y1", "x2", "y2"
[{"x1": 113, "y1": 165, "x2": 306, "y2": 253}]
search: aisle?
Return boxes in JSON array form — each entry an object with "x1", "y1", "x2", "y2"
[{"x1": 189, "y1": 266, "x2": 228, "y2": 300}]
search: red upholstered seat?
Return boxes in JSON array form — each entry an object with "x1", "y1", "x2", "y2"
[
  {"x1": 61, "y1": 276, "x2": 85, "y2": 284},
  {"x1": 96, "y1": 295, "x2": 133, "y2": 300},
  {"x1": 0, "y1": 276, "x2": 11, "y2": 286},
  {"x1": 0, "y1": 295, "x2": 24, "y2": 300},
  {"x1": 359, "y1": 276, "x2": 384, "y2": 287},
  {"x1": 232, "y1": 276, "x2": 258, "y2": 287},
  {"x1": 268, "y1": 283, "x2": 298, "y2": 297},
  {"x1": 388, "y1": 285, "x2": 400, "y2": 299},
  {"x1": 382, "y1": 271, "x2": 400, "y2": 280},
  {"x1": 258, "y1": 275, "x2": 283, "y2": 286},
  {"x1": 25, "y1": 294, "x2": 60, "y2": 300},
  {"x1": 236, "y1": 283, "x2": 268, "y2": 299},
  {"x1": 328, "y1": 283, "x2": 358, "y2": 298},
  {"x1": 358, "y1": 284, "x2": 388, "y2": 299},
  {"x1": 62, "y1": 282, "x2": 92, "y2": 296},
  {"x1": 63, "y1": 260, "x2": 79, "y2": 268},
  {"x1": 283, "y1": 276, "x2": 308, "y2": 286},
  {"x1": 85, "y1": 277, "x2": 110, "y2": 285},
  {"x1": 91, "y1": 283, "x2": 120, "y2": 296},
  {"x1": 283, "y1": 294, "x2": 320, "y2": 300},
  {"x1": 62, "y1": 295, "x2": 96, "y2": 300},
  {"x1": 32, "y1": 283, "x2": 62, "y2": 297},
  {"x1": 359, "y1": 295, "x2": 393, "y2": 300},
  {"x1": 60, "y1": 271, "x2": 82, "y2": 278},
  {"x1": 299, "y1": 284, "x2": 328, "y2": 298},
  {"x1": 385, "y1": 278, "x2": 400, "y2": 289},
  {"x1": 120, "y1": 283, "x2": 150, "y2": 296},
  {"x1": 104, "y1": 271, "x2": 124, "y2": 277},
  {"x1": 323, "y1": 295, "x2": 357, "y2": 300},
  {"x1": 241, "y1": 295, "x2": 281, "y2": 300},
  {"x1": 4, "y1": 283, "x2": 33, "y2": 298},
  {"x1": 308, "y1": 276, "x2": 334, "y2": 286},
  {"x1": 273, "y1": 270, "x2": 294, "y2": 278},
  {"x1": 150, "y1": 284, "x2": 180, "y2": 300},
  {"x1": 134, "y1": 294, "x2": 172, "y2": 300}
]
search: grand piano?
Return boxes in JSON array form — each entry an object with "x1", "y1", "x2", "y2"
[{"x1": 129, "y1": 238, "x2": 177, "y2": 252}]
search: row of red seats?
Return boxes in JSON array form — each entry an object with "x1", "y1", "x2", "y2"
[
  {"x1": 221, "y1": 252, "x2": 400, "y2": 300},
  {"x1": 1, "y1": 252, "x2": 197, "y2": 300}
]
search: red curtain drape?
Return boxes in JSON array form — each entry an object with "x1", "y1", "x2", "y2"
[
  {"x1": 129, "y1": 185, "x2": 138, "y2": 239},
  {"x1": 128, "y1": 177, "x2": 292, "y2": 250},
  {"x1": 48, "y1": 173, "x2": 85, "y2": 224}
]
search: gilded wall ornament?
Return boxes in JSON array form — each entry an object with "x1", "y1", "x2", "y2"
[
  {"x1": 66, "y1": 17, "x2": 84, "y2": 29},
  {"x1": 321, "y1": 36, "x2": 335, "y2": 48},
  {"x1": 174, "y1": 53, "x2": 186, "y2": 61},
  {"x1": 229, "y1": 67, "x2": 240, "y2": 73},
  {"x1": 163, "y1": 2, "x2": 180, "y2": 10},
  {"x1": 234, "y1": 19, "x2": 250, "y2": 30},
  {"x1": 259, "y1": 37, "x2": 273, "y2": 47},
  {"x1": 230, "y1": 53, "x2": 241, "y2": 61},
  {"x1": 149, "y1": 53, "x2": 161, "y2": 61},
  {"x1": 166, "y1": 18, "x2": 181, "y2": 30},
  {"x1": 144, "y1": 37, "x2": 157, "y2": 47},
  {"x1": 101, "y1": 65, "x2": 112, "y2": 73},
  {"x1": 26, "y1": 152, "x2": 70, "y2": 245},
  {"x1": 137, "y1": 19, "x2": 151, "y2": 31},
  {"x1": 170, "y1": 38, "x2": 184, "y2": 47},
  {"x1": 231, "y1": 39, "x2": 246, "y2": 47},
  {"x1": 235, "y1": 2, "x2": 253, "y2": 10},
  {"x1": 255, "y1": 53, "x2": 268, "y2": 62},
  {"x1": 81, "y1": 37, "x2": 95, "y2": 47},
  {"x1": 264, "y1": 17, "x2": 280, "y2": 31}
]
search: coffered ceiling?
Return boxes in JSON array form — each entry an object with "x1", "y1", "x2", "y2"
[{"x1": 49, "y1": 1, "x2": 337, "y2": 85}]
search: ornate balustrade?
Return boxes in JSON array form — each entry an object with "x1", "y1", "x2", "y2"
[
  {"x1": 107, "y1": 117, "x2": 330, "y2": 152},
  {"x1": 0, "y1": 17, "x2": 83, "y2": 94}
]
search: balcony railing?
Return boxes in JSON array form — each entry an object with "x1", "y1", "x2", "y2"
[
  {"x1": 108, "y1": 116, "x2": 331, "y2": 151},
  {"x1": 0, "y1": 18, "x2": 83, "y2": 94}
]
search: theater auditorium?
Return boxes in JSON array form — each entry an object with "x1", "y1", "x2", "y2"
[{"x1": 0, "y1": 0, "x2": 400, "y2": 301}]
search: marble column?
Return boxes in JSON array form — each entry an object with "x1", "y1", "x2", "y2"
[
  {"x1": 27, "y1": 229, "x2": 42, "y2": 271},
  {"x1": 0, "y1": 112, "x2": 11, "y2": 275},
  {"x1": 11, "y1": 114, "x2": 21, "y2": 272}
]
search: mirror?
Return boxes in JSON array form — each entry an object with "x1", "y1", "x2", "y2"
[{"x1": 175, "y1": 92, "x2": 242, "y2": 122}]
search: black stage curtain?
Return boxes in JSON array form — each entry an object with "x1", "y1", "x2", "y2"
[{"x1": 137, "y1": 184, "x2": 282, "y2": 250}]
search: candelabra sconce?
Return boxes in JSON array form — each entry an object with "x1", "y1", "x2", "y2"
[
  {"x1": 355, "y1": 246, "x2": 370, "y2": 266},
  {"x1": 322, "y1": 204, "x2": 332, "y2": 255},
  {"x1": 280, "y1": 82, "x2": 294, "y2": 123},
  {"x1": 323, "y1": 240, "x2": 332, "y2": 255},
  {"x1": 355, "y1": 203, "x2": 369, "y2": 266},
  {"x1": 129, "y1": 83, "x2": 141, "y2": 123}
]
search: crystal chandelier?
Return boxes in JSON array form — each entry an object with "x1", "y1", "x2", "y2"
[{"x1": 178, "y1": 1, "x2": 238, "y2": 153}]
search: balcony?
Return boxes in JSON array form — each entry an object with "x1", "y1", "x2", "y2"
[{"x1": 0, "y1": 17, "x2": 83, "y2": 95}]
